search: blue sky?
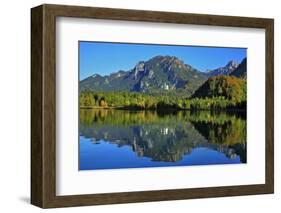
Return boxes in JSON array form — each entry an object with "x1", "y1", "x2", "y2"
[{"x1": 79, "y1": 41, "x2": 246, "y2": 80}]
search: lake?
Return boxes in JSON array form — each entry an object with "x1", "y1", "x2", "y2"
[{"x1": 79, "y1": 109, "x2": 246, "y2": 170}]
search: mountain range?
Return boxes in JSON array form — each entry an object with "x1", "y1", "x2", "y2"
[
  {"x1": 80, "y1": 55, "x2": 247, "y2": 96},
  {"x1": 230, "y1": 58, "x2": 247, "y2": 79},
  {"x1": 207, "y1": 60, "x2": 239, "y2": 76}
]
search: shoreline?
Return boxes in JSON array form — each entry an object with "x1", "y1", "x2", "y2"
[{"x1": 80, "y1": 106, "x2": 247, "y2": 112}]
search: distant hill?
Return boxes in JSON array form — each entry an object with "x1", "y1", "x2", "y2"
[
  {"x1": 207, "y1": 60, "x2": 239, "y2": 77},
  {"x1": 230, "y1": 58, "x2": 247, "y2": 80},
  {"x1": 192, "y1": 75, "x2": 246, "y2": 101},
  {"x1": 207, "y1": 58, "x2": 247, "y2": 80},
  {"x1": 80, "y1": 55, "x2": 208, "y2": 96}
]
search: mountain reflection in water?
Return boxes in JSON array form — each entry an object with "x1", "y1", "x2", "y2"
[{"x1": 79, "y1": 109, "x2": 246, "y2": 170}]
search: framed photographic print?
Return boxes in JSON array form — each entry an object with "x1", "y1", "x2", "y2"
[{"x1": 31, "y1": 4, "x2": 274, "y2": 208}]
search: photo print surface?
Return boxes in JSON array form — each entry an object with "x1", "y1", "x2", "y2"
[{"x1": 78, "y1": 41, "x2": 247, "y2": 170}]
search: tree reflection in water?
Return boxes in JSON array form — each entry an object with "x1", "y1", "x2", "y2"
[{"x1": 79, "y1": 109, "x2": 246, "y2": 164}]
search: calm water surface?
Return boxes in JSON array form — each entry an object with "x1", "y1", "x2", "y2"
[{"x1": 79, "y1": 109, "x2": 246, "y2": 170}]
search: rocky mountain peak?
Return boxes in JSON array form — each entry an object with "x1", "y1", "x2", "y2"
[
  {"x1": 134, "y1": 61, "x2": 145, "y2": 71},
  {"x1": 148, "y1": 55, "x2": 182, "y2": 64},
  {"x1": 133, "y1": 61, "x2": 146, "y2": 79},
  {"x1": 226, "y1": 60, "x2": 238, "y2": 69},
  {"x1": 80, "y1": 55, "x2": 207, "y2": 95},
  {"x1": 207, "y1": 60, "x2": 239, "y2": 77}
]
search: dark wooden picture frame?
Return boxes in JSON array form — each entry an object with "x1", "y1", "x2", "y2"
[{"x1": 31, "y1": 4, "x2": 274, "y2": 208}]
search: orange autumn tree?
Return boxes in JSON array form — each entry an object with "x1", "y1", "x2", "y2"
[{"x1": 192, "y1": 75, "x2": 246, "y2": 102}]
